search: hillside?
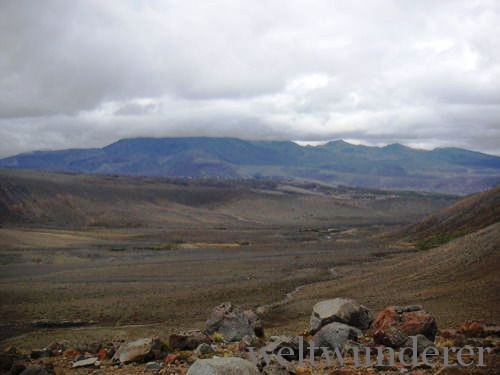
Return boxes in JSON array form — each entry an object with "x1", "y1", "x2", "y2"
[
  {"x1": 285, "y1": 221, "x2": 500, "y2": 331},
  {"x1": 1, "y1": 137, "x2": 499, "y2": 194},
  {"x1": 404, "y1": 186, "x2": 500, "y2": 249},
  {"x1": 0, "y1": 169, "x2": 456, "y2": 229}
]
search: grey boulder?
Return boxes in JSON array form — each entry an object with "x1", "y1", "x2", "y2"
[
  {"x1": 312, "y1": 322, "x2": 362, "y2": 350},
  {"x1": 187, "y1": 357, "x2": 259, "y2": 375},
  {"x1": 205, "y1": 302, "x2": 263, "y2": 342},
  {"x1": 310, "y1": 298, "x2": 373, "y2": 333}
]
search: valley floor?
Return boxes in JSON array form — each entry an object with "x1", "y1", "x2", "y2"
[{"x1": 1, "y1": 222, "x2": 498, "y2": 351}]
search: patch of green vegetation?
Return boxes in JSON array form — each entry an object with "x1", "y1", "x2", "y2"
[{"x1": 416, "y1": 233, "x2": 459, "y2": 250}]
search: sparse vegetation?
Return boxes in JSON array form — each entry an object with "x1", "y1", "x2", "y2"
[{"x1": 416, "y1": 234, "x2": 459, "y2": 250}]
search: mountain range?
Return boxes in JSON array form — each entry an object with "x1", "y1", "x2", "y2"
[{"x1": 1, "y1": 137, "x2": 499, "y2": 194}]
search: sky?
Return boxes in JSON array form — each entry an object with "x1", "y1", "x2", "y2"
[{"x1": 1, "y1": 0, "x2": 500, "y2": 157}]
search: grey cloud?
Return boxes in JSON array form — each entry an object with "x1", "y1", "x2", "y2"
[{"x1": 0, "y1": 0, "x2": 499, "y2": 157}]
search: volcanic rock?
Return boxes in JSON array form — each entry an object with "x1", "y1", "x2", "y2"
[{"x1": 373, "y1": 305, "x2": 437, "y2": 348}]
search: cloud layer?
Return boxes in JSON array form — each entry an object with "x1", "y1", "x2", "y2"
[{"x1": 1, "y1": 0, "x2": 499, "y2": 157}]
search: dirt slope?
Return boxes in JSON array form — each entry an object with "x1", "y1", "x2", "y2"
[
  {"x1": 281, "y1": 222, "x2": 500, "y2": 332},
  {"x1": 406, "y1": 186, "x2": 499, "y2": 239}
]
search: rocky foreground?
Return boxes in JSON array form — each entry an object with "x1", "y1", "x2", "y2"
[{"x1": 1, "y1": 299, "x2": 499, "y2": 374}]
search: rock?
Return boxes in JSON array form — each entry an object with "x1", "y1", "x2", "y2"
[
  {"x1": 112, "y1": 337, "x2": 165, "y2": 364},
  {"x1": 239, "y1": 335, "x2": 263, "y2": 352},
  {"x1": 205, "y1": 302, "x2": 264, "y2": 342},
  {"x1": 164, "y1": 353, "x2": 180, "y2": 365},
  {"x1": 0, "y1": 353, "x2": 13, "y2": 371},
  {"x1": 19, "y1": 366, "x2": 49, "y2": 375},
  {"x1": 187, "y1": 357, "x2": 260, "y2": 375},
  {"x1": 263, "y1": 335, "x2": 307, "y2": 361},
  {"x1": 372, "y1": 305, "x2": 437, "y2": 348},
  {"x1": 97, "y1": 348, "x2": 110, "y2": 361},
  {"x1": 72, "y1": 357, "x2": 98, "y2": 368},
  {"x1": 312, "y1": 322, "x2": 361, "y2": 350},
  {"x1": 29, "y1": 349, "x2": 52, "y2": 359},
  {"x1": 404, "y1": 334, "x2": 435, "y2": 354},
  {"x1": 62, "y1": 348, "x2": 80, "y2": 358},
  {"x1": 310, "y1": 298, "x2": 373, "y2": 334},
  {"x1": 456, "y1": 320, "x2": 495, "y2": 337},
  {"x1": 434, "y1": 366, "x2": 470, "y2": 374},
  {"x1": 194, "y1": 343, "x2": 214, "y2": 356},
  {"x1": 10, "y1": 362, "x2": 26, "y2": 375},
  {"x1": 170, "y1": 330, "x2": 211, "y2": 350},
  {"x1": 262, "y1": 361, "x2": 290, "y2": 375},
  {"x1": 145, "y1": 361, "x2": 163, "y2": 372}
]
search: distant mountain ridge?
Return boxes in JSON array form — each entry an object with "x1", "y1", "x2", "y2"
[{"x1": 1, "y1": 137, "x2": 499, "y2": 194}]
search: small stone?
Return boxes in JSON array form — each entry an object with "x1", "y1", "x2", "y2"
[
  {"x1": 62, "y1": 348, "x2": 80, "y2": 358},
  {"x1": 112, "y1": 337, "x2": 166, "y2": 364},
  {"x1": 194, "y1": 343, "x2": 214, "y2": 356},
  {"x1": 19, "y1": 366, "x2": 49, "y2": 375},
  {"x1": 30, "y1": 349, "x2": 52, "y2": 359},
  {"x1": 97, "y1": 348, "x2": 109, "y2": 361},
  {"x1": 169, "y1": 330, "x2": 211, "y2": 351},
  {"x1": 72, "y1": 357, "x2": 98, "y2": 368},
  {"x1": 263, "y1": 335, "x2": 308, "y2": 361},
  {"x1": 145, "y1": 361, "x2": 162, "y2": 372},
  {"x1": 164, "y1": 353, "x2": 180, "y2": 364},
  {"x1": 262, "y1": 361, "x2": 290, "y2": 375},
  {"x1": 239, "y1": 335, "x2": 263, "y2": 352},
  {"x1": 187, "y1": 357, "x2": 259, "y2": 375}
]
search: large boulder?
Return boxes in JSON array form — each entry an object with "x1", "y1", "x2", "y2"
[
  {"x1": 372, "y1": 305, "x2": 438, "y2": 348},
  {"x1": 169, "y1": 330, "x2": 211, "y2": 351},
  {"x1": 312, "y1": 322, "x2": 362, "y2": 350},
  {"x1": 205, "y1": 302, "x2": 264, "y2": 342},
  {"x1": 310, "y1": 298, "x2": 373, "y2": 334},
  {"x1": 112, "y1": 337, "x2": 165, "y2": 364},
  {"x1": 187, "y1": 357, "x2": 259, "y2": 375}
]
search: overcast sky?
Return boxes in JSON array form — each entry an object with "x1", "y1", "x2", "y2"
[{"x1": 1, "y1": 0, "x2": 499, "y2": 157}]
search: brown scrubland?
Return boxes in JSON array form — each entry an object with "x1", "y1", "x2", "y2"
[{"x1": 0, "y1": 169, "x2": 498, "y2": 374}]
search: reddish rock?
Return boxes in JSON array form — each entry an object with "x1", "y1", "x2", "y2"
[
  {"x1": 436, "y1": 329, "x2": 465, "y2": 346},
  {"x1": 372, "y1": 305, "x2": 437, "y2": 347},
  {"x1": 165, "y1": 353, "x2": 180, "y2": 364},
  {"x1": 97, "y1": 348, "x2": 109, "y2": 361},
  {"x1": 62, "y1": 348, "x2": 80, "y2": 358},
  {"x1": 457, "y1": 320, "x2": 486, "y2": 337}
]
